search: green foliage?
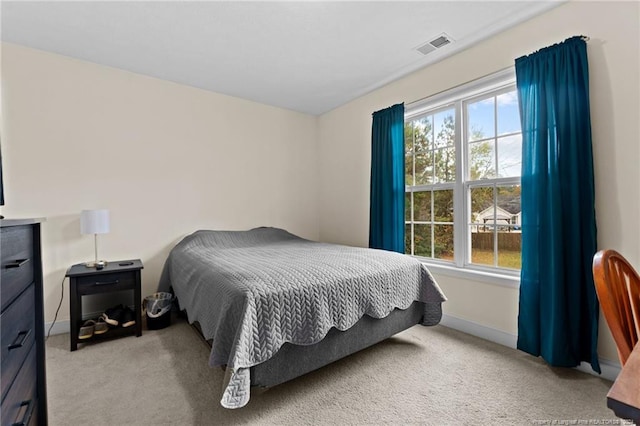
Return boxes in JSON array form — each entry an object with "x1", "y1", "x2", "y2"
[
  {"x1": 469, "y1": 140, "x2": 494, "y2": 180},
  {"x1": 405, "y1": 118, "x2": 434, "y2": 185},
  {"x1": 413, "y1": 226, "x2": 431, "y2": 257},
  {"x1": 471, "y1": 187, "x2": 494, "y2": 217},
  {"x1": 405, "y1": 113, "x2": 520, "y2": 259},
  {"x1": 404, "y1": 113, "x2": 457, "y2": 257}
]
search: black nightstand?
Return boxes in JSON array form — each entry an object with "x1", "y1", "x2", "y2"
[{"x1": 66, "y1": 259, "x2": 143, "y2": 351}]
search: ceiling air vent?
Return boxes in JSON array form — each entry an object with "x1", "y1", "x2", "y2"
[{"x1": 416, "y1": 33, "x2": 454, "y2": 56}]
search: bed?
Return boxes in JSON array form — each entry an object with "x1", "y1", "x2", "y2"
[{"x1": 159, "y1": 227, "x2": 446, "y2": 409}]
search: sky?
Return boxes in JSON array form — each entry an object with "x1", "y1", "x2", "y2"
[{"x1": 467, "y1": 90, "x2": 522, "y2": 177}]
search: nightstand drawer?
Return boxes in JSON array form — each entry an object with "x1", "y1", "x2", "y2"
[
  {"x1": 76, "y1": 271, "x2": 137, "y2": 295},
  {"x1": 1, "y1": 284, "x2": 36, "y2": 402},
  {"x1": 1, "y1": 226, "x2": 35, "y2": 312},
  {"x1": 1, "y1": 345, "x2": 37, "y2": 426}
]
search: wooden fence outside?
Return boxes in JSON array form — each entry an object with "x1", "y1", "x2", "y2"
[{"x1": 472, "y1": 232, "x2": 521, "y2": 251}]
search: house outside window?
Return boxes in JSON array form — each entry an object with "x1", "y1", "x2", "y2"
[{"x1": 405, "y1": 69, "x2": 522, "y2": 273}]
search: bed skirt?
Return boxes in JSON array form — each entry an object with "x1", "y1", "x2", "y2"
[
  {"x1": 188, "y1": 300, "x2": 438, "y2": 391},
  {"x1": 249, "y1": 300, "x2": 429, "y2": 388}
]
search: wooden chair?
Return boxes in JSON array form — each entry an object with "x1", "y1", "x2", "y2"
[{"x1": 592, "y1": 250, "x2": 640, "y2": 366}]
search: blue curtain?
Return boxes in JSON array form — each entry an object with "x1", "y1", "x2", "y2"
[
  {"x1": 515, "y1": 36, "x2": 600, "y2": 373},
  {"x1": 369, "y1": 103, "x2": 405, "y2": 253}
]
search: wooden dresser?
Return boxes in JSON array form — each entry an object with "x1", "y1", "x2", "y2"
[{"x1": 1, "y1": 218, "x2": 47, "y2": 425}]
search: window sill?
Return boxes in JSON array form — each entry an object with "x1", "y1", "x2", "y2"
[{"x1": 418, "y1": 260, "x2": 521, "y2": 289}]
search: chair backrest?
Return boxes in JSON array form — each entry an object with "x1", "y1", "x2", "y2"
[{"x1": 592, "y1": 250, "x2": 640, "y2": 366}]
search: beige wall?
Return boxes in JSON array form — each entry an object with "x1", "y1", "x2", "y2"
[
  {"x1": 1, "y1": 43, "x2": 319, "y2": 322},
  {"x1": 317, "y1": 1, "x2": 640, "y2": 364},
  {"x1": 2, "y1": 1, "x2": 638, "y2": 365}
]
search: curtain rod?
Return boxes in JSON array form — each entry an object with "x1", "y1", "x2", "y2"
[
  {"x1": 406, "y1": 36, "x2": 590, "y2": 108},
  {"x1": 405, "y1": 65, "x2": 513, "y2": 107}
]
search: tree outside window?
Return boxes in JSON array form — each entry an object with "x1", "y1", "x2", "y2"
[{"x1": 405, "y1": 81, "x2": 522, "y2": 272}]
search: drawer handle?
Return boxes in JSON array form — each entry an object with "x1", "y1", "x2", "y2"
[
  {"x1": 8, "y1": 329, "x2": 32, "y2": 350},
  {"x1": 94, "y1": 279, "x2": 119, "y2": 286},
  {"x1": 6, "y1": 258, "x2": 30, "y2": 269},
  {"x1": 12, "y1": 399, "x2": 34, "y2": 426}
]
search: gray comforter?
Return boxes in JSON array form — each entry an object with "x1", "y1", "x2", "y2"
[{"x1": 160, "y1": 227, "x2": 446, "y2": 408}]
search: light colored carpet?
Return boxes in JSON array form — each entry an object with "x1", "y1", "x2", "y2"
[{"x1": 45, "y1": 316, "x2": 620, "y2": 425}]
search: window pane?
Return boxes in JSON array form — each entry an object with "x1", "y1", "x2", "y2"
[
  {"x1": 470, "y1": 185, "x2": 495, "y2": 268},
  {"x1": 405, "y1": 122, "x2": 414, "y2": 185},
  {"x1": 469, "y1": 140, "x2": 495, "y2": 180},
  {"x1": 433, "y1": 189, "x2": 453, "y2": 222},
  {"x1": 415, "y1": 151, "x2": 433, "y2": 185},
  {"x1": 470, "y1": 182, "x2": 495, "y2": 266},
  {"x1": 404, "y1": 223, "x2": 412, "y2": 255},
  {"x1": 434, "y1": 224, "x2": 454, "y2": 261},
  {"x1": 497, "y1": 135, "x2": 522, "y2": 178},
  {"x1": 496, "y1": 185, "x2": 521, "y2": 268},
  {"x1": 413, "y1": 224, "x2": 432, "y2": 257},
  {"x1": 413, "y1": 191, "x2": 431, "y2": 221},
  {"x1": 434, "y1": 147, "x2": 455, "y2": 183},
  {"x1": 497, "y1": 91, "x2": 521, "y2": 136},
  {"x1": 404, "y1": 122, "x2": 414, "y2": 155},
  {"x1": 470, "y1": 186, "x2": 494, "y2": 219},
  {"x1": 414, "y1": 116, "x2": 433, "y2": 152},
  {"x1": 496, "y1": 185, "x2": 521, "y2": 224},
  {"x1": 467, "y1": 97, "x2": 495, "y2": 142},
  {"x1": 405, "y1": 153, "x2": 413, "y2": 186},
  {"x1": 434, "y1": 109, "x2": 455, "y2": 148},
  {"x1": 471, "y1": 224, "x2": 495, "y2": 266},
  {"x1": 405, "y1": 192, "x2": 412, "y2": 221},
  {"x1": 498, "y1": 229, "x2": 521, "y2": 269}
]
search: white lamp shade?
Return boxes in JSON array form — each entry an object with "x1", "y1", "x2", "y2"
[{"x1": 80, "y1": 209, "x2": 110, "y2": 234}]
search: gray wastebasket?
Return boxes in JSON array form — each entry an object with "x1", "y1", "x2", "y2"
[{"x1": 144, "y1": 292, "x2": 173, "y2": 330}]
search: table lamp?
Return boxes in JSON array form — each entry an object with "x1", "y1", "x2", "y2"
[{"x1": 80, "y1": 209, "x2": 110, "y2": 268}]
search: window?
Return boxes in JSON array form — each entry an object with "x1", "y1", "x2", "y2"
[{"x1": 405, "y1": 70, "x2": 522, "y2": 272}]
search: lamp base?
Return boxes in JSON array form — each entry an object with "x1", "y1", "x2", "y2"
[{"x1": 84, "y1": 260, "x2": 108, "y2": 269}]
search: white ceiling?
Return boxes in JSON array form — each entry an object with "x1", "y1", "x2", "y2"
[{"x1": 1, "y1": 1, "x2": 563, "y2": 115}]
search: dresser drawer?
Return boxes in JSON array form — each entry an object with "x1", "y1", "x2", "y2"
[
  {"x1": 76, "y1": 270, "x2": 137, "y2": 295},
  {"x1": 1, "y1": 226, "x2": 35, "y2": 312},
  {"x1": 1, "y1": 284, "x2": 36, "y2": 402},
  {"x1": 1, "y1": 345, "x2": 37, "y2": 426}
]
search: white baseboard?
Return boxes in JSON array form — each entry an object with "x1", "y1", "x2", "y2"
[
  {"x1": 46, "y1": 310, "x2": 622, "y2": 381},
  {"x1": 440, "y1": 313, "x2": 621, "y2": 382},
  {"x1": 45, "y1": 318, "x2": 71, "y2": 337},
  {"x1": 441, "y1": 313, "x2": 518, "y2": 348},
  {"x1": 575, "y1": 359, "x2": 621, "y2": 383}
]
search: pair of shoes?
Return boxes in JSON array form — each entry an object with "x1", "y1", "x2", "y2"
[
  {"x1": 121, "y1": 307, "x2": 136, "y2": 328},
  {"x1": 79, "y1": 320, "x2": 96, "y2": 339},
  {"x1": 78, "y1": 315, "x2": 110, "y2": 340},
  {"x1": 103, "y1": 304, "x2": 136, "y2": 328},
  {"x1": 103, "y1": 304, "x2": 123, "y2": 326},
  {"x1": 94, "y1": 315, "x2": 109, "y2": 335}
]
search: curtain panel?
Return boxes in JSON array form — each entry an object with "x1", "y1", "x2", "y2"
[
  {"x1": 369, "y1": 103, "x2": 405, "y2": 253},
  {"x1": 515, "y1": 36, "x2": 600, "y2": 373}
]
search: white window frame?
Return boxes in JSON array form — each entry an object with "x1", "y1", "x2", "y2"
[{"x1": 405, "y1": 68, "x2": 521, "y2": 286}]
